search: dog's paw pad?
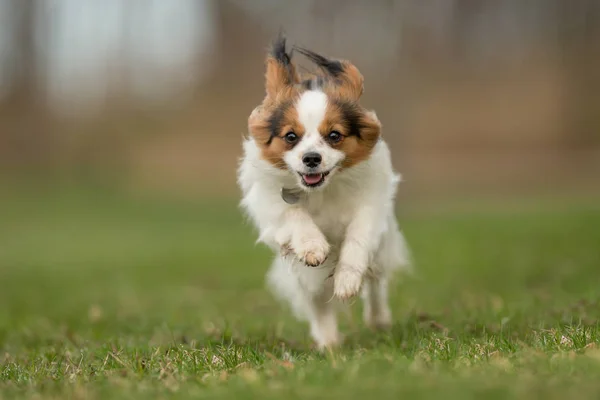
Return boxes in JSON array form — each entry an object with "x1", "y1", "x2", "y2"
[
  {"x1": 294, "y1": 237, "x2": 330, "y2": 267},
  {"x1": 304, "y1": 251, "x2": 327, "y2": 267}
]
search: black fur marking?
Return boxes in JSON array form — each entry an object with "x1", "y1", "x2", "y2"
[
  {"x1": 300, "y1": 76, "x2": 325, "y2": 90},
  {"x1": 294, "y1": 46, "x2": 344, "y2": 77},
  {"x1": 299, "y1": 75, "x2": 328, "y2": 91},
  {"x1": 271, "y1": 35, "x2": 291, "y2": 65},
  {"x1": 270, "y1": 34, "x2": 295, "y2": 84},
  {"x1": 266, "y1": 100, "x2": 292, "y2": 145},
  {"x1": 334, "y1": 100, "x2": 363, "y2": 139},
  {"x1": 300, "y1": 79, "x2": 312, "y2": 90}
]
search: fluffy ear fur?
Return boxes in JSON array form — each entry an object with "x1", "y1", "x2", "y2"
[
  {"x1": 294, "y1": 46, "x2": 364, "y2": 100},
  {"x1": 265, "y1": 34, "x2": 300, "y2": 99}
]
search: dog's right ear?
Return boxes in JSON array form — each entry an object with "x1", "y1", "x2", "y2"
[
  {"x1": 265, "y1": 34, "x2": 299, "y2": 99},
  {"x1": 294, "y1": 46, "x2": 364, "y2": 101}
]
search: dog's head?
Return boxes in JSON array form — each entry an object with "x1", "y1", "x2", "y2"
[{"x1": 248, "y1": 35, "x2": 381, "y2": 191}]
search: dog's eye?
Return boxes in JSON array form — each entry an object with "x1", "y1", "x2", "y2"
[
  {"x1": 327, "y1": 131, "x2": 343, "y2": 143},
  {"x1": 284, "y1": 132, "x2": 298, "y2": 144}
]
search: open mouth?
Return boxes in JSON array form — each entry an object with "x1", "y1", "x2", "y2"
[{"x1": 299, "y1": 171, "x2": 330, "y2": 188}]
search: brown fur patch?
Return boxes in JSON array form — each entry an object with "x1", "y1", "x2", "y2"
[
  {"x1": 335, "y1": 61, "x2": 364, "y2": 100},
  {"x1": 248, "y1": 96, "x2": 303, "y2": 169},
  {"x1": 341, "y1": 111, "x2": 381, "y2": 168},
  {"x1": 293, "y1": 46, "x2": 364, "y2": 101},
  {"x1": 265, "y1": 58, "x2": 299, "y2": 99},
  {"x1": 320, "y1": 95, "x2": 381, "y2": 168}
]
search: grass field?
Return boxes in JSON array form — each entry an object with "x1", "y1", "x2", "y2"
[{"x1": 1, "y1": 186, "x2": 600, "y2": 399}]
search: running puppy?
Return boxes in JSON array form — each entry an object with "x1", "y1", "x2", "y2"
[{"x1": 237, "y1": 35, "x2": 411, "y2": 349}]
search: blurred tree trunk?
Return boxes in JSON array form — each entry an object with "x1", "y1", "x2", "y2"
[
  {"x1": 4, "y1": 0, "x2": 39, "y2": 109},
  {"x1": 0, "y1": 0, "x2": 57, "y2": 173},
  {"x1": 557, "y1": 0, "x2": 600, "y2": 149}
]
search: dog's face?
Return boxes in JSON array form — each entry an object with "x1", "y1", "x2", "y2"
[{"x1": 248, "y1": 36, "x2": 381, "y2": 191}]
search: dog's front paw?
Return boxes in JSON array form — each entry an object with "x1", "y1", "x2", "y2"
[
  {"x1": 292, "y1": 234, "x2": 330, "y2": 267},
  {"x1": 334, "y1": 268, "x2": 363, "y2": 300}
]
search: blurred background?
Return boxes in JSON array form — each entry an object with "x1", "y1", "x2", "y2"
[{"x1": 1, "y1": 0, "x2": 599, "y2": 202}]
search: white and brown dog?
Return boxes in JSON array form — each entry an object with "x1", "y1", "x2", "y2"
[{"x1": 238, "y1": 36, "x2": 411, "y2": 349}]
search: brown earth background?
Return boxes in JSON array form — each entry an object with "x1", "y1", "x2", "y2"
[{"x1": 1, "y1": 1, "x2": 599, "y2": 204}]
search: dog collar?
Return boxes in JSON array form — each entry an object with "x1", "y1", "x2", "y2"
[{"x1": 281, "y1": 187, "x2": 302, "y2": 204}]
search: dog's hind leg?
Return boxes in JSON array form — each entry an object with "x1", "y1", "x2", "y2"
[
  {"x1": 361, "y1": 217, "x2": 412, "y2": 330},
  {"x1": 361, "y1": 276, "x2": 392, "y2": 330}
]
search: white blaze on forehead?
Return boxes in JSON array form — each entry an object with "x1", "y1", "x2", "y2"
[
  {"x1": 286, "y1": 89, "x2": 344, "y2": 173},
  {"x1": 296, "y1": 90, "x2": 328, "y2": 135}
]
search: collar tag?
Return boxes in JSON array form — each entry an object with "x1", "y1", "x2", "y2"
[{"x1": 281, "y1": 188, "x2": 301, "y2": 204}]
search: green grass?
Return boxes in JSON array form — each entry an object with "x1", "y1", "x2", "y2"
[{"x1": 1, "y1": 187, "x2": 600, "y2": 399}]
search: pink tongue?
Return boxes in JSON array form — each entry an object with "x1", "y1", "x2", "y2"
[{"x1": 303, "y1": 174, "x2": 323, "y2": 185}]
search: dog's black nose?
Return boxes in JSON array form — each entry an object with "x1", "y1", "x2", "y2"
[{"x1": 302, "y1": 152, "x2": 322, "y2": 168}]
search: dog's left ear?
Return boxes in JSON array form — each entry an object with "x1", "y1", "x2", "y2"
[
  {"x1": 294, "y1": 46, "x2": 364, "y2": 101},
  {"x1": 264, "y1": 34, "x2": 300, "y2": 99}
]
